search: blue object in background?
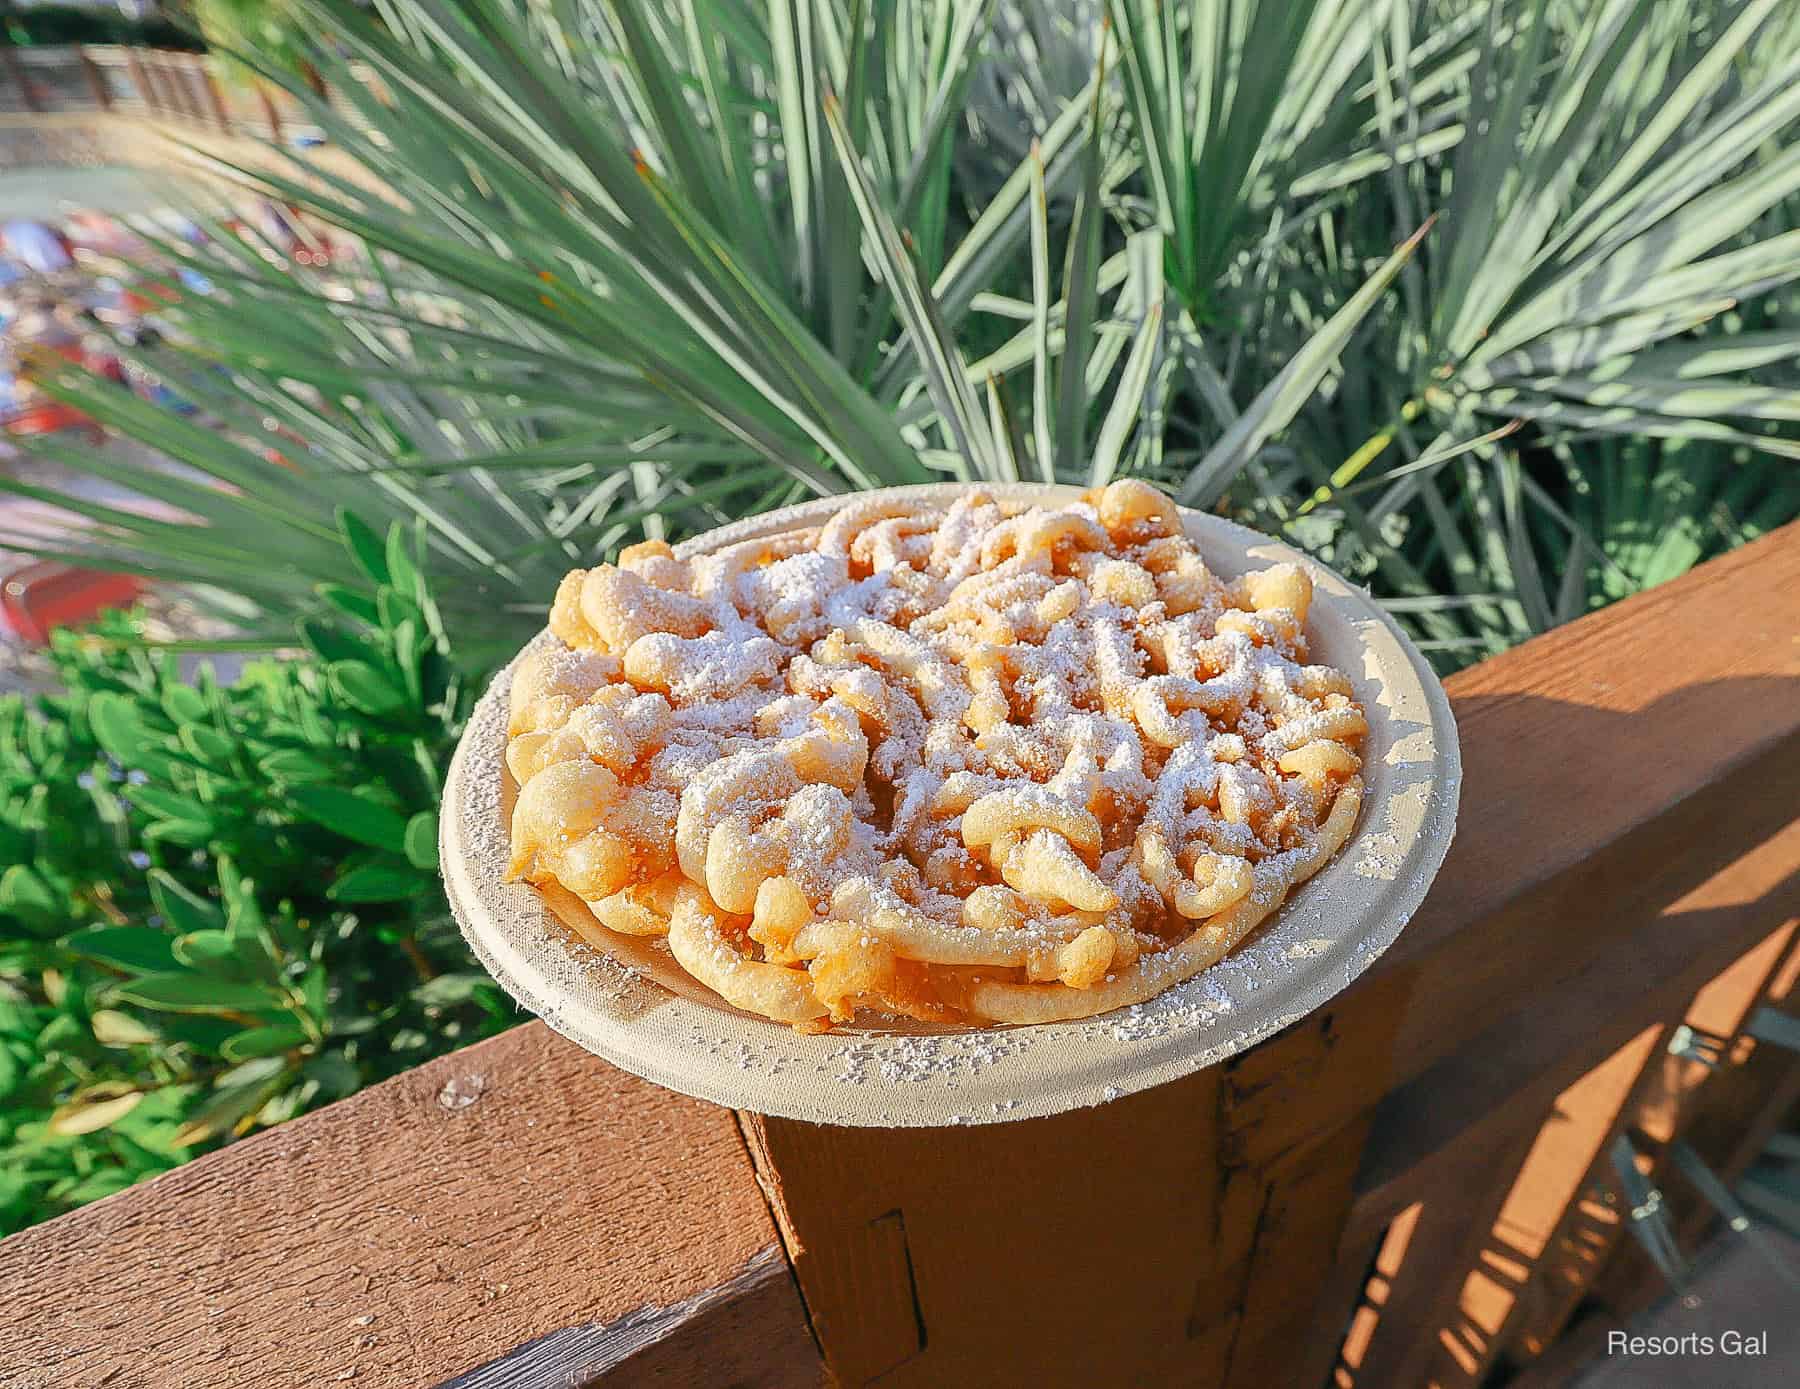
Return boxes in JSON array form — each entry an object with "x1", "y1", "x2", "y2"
[{"x1": 2, "y1": 221, "x2": 74, "y2": 274}]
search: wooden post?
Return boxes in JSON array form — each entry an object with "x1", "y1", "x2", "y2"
[
  {"x1": 152, "y1": 54, "x2": 190, "y2": 124},
  {"x1": 743, "y1": 1071, "x2": 1234, "y2": 1388},
  {"x1": 171, "y1": 55, "x2": 207, "y2": 125},
  {"x1": 200, "y1": 62, "x2": 231, "y2": 130},
  {"x1": 79, "y1": 47, "x2": 112, "y2": 111},
  {"x1": 741, "y1": 987, "x2": 1404, "y2": 1389},
  {"x1": 146, "y1": 53, "x2": 173, "y2": 116},
  {"x1": 124, "y1": 49, "x2": 157, "y2": 113},
  {"x1": 145, "y1": 54, "x2": 176, "y2": 119},
  {"x1": 2, "y1": 46, "x2": 41, "y2": 114},
  {"x1": 159, "y1": 54, "x2": 190, "y2": 123}
]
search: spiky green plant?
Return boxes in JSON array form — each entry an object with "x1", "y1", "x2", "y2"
[
  {"x1": 1133, "y1": 0, "x2": 1800, "y2": 662},
  {"x1": 10, "y1": 1, "x2": 1092, "y2": 648},
  {"x1": 9, "y1": 0, "x2": 1799, "y2": 671}
]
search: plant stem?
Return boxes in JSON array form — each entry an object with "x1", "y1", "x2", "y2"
[
  {"x1": 82, "y1": 882, "x2": 131, "y2": 926},
  {"x1": 398, "y1": 935, "x2": 436, "y2": 983}
]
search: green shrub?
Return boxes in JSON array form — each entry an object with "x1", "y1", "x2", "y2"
[{"x1": 0, "y1": 514, "x2": 508, "y2": 1234}]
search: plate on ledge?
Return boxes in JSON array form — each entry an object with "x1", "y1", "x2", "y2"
[{"x1": 440, "y1": 483, "x2": 1461, "y2": 1127}]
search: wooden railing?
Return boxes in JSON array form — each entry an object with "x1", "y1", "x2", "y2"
[
  {"x1": 1, "y1": 523, "x2": 1796, "y2": 1387},
  {"x1": 0, "y1": 44, "x2": 338, "y2": 142}
]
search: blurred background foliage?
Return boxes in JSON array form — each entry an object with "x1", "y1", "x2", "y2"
[
  {"x1": 1, "y1": 5, "x2": 205, "y2": 51},
  {"x1": 3, "y1": 0, "x2": 1799, "y2": 1227}
]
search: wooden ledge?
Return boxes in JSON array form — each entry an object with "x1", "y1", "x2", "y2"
[
  {"x1": 0, "y1": 1023, "x2": 819, "y2": 1389},
  {"x1": 1, "y1": 524, "x2": 1795, "y2": 1387},
  {"x1": 1328, "y1": 521, "x2": 1800, "y2": 1189},
  {"x1": 1375, "y1": 522, "x2": 1800, "y2": 1060}
]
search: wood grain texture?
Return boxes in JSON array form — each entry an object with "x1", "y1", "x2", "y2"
[
  {"x1": 440, "y1": 1247, "x2": 823, "y2": 1389},
  {"x1": 747, "y1": 1069, "x2": 1232, "y2": 1388},
  {"x1": 1368, "y1": 521, "x2": 1800, "y2": 1093},
  {"x1": 748, "y1": 999, "x2": 1398, "y2": 1389},
  {"x1": 1219, "y1": 1117, "x2": 1374, "y2": 1388},
  {"x1": 1212, "y1": 997, "x2": 1405, "y2": 1385},
  {"x1": 0, "y1": 1024, "x2": 812, "y2": 1389},
  {"x1": 1356, "y1": 814, "x2": 1800, "y2": 1222}
]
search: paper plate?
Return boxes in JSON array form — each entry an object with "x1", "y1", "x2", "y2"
[{"x1": 441, "y1": 484, "x2": 1460, "y2": 1126}]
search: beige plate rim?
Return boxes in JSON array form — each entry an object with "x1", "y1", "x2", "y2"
[{"x1": 441, "y1": 483, "x2": 1461, "y2": 1127}]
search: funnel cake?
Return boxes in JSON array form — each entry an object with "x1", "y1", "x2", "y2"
[{"x1": 504, "y1": 480, "x2": 1366, "y2": 1031}]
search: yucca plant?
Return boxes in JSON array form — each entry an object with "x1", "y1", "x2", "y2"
[
  {"x1": 8, "y1": 0, "x2": 1798, "y2": 671},
  {"x1": 8, "y1": 0, "x2": 1429, "y2": 631},
  {"x1": 1192, "y1": 0, "x2": 1800, "y2": 660},
  {"x1": 10, "y1": 1, "x2": 1096, "y2": 649},
  {"x1": 1560, "y1": 432, "x2": 1800, "y2": 604},
  {"x1": 189, "y1": 0, "x2": 314, "y2": 86}
]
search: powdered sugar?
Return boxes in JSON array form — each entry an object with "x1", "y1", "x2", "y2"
[{"x1": 503, "y1": 485, "x2": 1378, "y2": 1032}]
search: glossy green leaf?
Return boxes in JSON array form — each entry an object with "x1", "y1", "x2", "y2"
[
  {"x1": 128, "y1": 787, "x2": 211, "y2": 824},
  {"x1": 148, "y1": 870, "x2": 224, "y2": 937},
  {"x1": 317, "y1": 584, "x2": 381, "y2": 625},
  {"x1": 328, "y1": 661, "x2": 408, "y2": 718},
  {"x1": 384, "y1": 524, "x2": 423, "y2": 607},
  {"x1": 221, "y1": 1024, "x2": 310, "y2": 1062},
  {"x1": 64, "y1": 927, "x2": 179, "y2": 974},
  {"x1": 85, "y1": 694, "x2": 175, "y2": 778},
  {"x1": 337, "y1": 509, "x2": 390, "y2": 587},
  {"x1": 140, "y1": 819, "x2": 216, "y2": 849},
  {"x1": 49, "y1": 1088, "x2": 144, "y2": 1137},
  {"x1": 257, "y1": 748, "x2": 338, "y2": 783},
  {"x1": 109, "y1": 973, "x2": 284, "y2": 1015},
  {"x1": 299, "y1": 617, "x2": 373, "y2": 666},
  {"x1": 172, "y1": 1064, "x2": 293, "y2": 1147},
  {"x1": 0, "y1": 865, "x2": 60, "y2": 931},
  {"x1": 404, "y1": 811, "x2": 439, "y2": 871},
  {"x1": 160, "y1": 685, "x2": 208, "y2": 725},
  {"x1": 328, "y1": 860, "x2": 423, "y2": 903},
  {"x1": 171, "y1": 931, "x2": 241, "y2": 971},
  {"x1": 178, "y1": 724, "x2": 237, "y2": 769},
  {"x1": 286, "y1": 786, "x2": 410, "y2": 854},
  {"x1": 89, "y1": 1009, "x2": 162, "y2": 1048}
]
